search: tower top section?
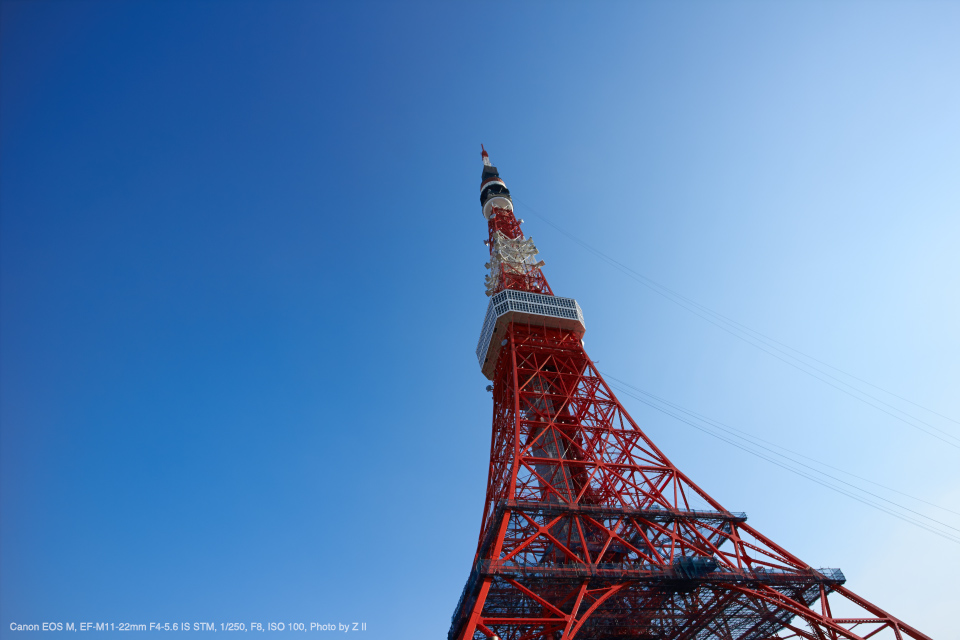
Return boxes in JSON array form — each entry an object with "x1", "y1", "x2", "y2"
[
  {"x1": 479, "y1": 146, "x2": 512, "y2": 220},
  {"x1": 475, "y1": 148, "x2": 582, "y2": 377},
  {"x1": 478, "y1": 147, "x2": 550, "y2": 298}
]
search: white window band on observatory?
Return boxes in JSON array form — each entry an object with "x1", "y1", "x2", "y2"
[{"x1": 476, "y1": 290, "x2": 586, "y2": 375}]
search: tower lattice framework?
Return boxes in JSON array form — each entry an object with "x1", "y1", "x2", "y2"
[{"x1": 448, "y1": 148, "x2": 932, "y2": 640}]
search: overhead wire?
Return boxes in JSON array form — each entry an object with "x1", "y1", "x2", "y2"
[
  {"x1": 674, "y1": 293, "x2": 960, "y2": 428},
  {"x1": 502, "y1": 195, "x2": 959, "y2": 542},
  {"x1": 604, "y1": 372, "x2": 960, "y2": 518},
  {"x1": 601, "y1": 377, "x2": 960, "y2": 545},
  {"x1": 512, "y1": 197, "x2": 960, "y2": 449}
]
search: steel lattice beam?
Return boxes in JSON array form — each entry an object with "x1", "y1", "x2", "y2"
[{"x1": 450, "y1": 149, "x2": 932, "y2": 640}]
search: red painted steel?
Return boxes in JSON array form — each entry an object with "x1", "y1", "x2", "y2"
[
  {"x1": 486, "y1": 204, "x2": 552, "y2": 296},
  {"x1": 449, "y1": 151, "x2": 933, "y2": 640}
]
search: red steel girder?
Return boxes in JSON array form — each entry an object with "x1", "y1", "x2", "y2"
[{"x1": 454, "y1": 155, "x2": 931, "y2": 640}]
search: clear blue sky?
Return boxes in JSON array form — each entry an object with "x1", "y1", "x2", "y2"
[{"x1": 2, "y1": 1, "x2": 958, "y2": 637}]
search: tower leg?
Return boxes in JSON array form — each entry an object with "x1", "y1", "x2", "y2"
[{"x1": 459, "y1": 579, "x2": 493, "y2": 640}]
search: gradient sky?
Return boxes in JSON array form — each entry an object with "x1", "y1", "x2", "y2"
[{"x1": 2, "y1": 1, "x2": 958, "y2": 638}]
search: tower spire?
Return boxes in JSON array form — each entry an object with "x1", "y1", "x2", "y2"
[{"x1": 449, "y1": 151, "x2": 932, "y2": 640}]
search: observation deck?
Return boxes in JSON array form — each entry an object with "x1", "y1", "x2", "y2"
[{"x1": 477, "y1": 289, "x2": 585, "y2": 379}]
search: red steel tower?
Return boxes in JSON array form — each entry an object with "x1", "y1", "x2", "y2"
[{"x1": 448, "y1": 148, "x2": 932, "y2": 640}]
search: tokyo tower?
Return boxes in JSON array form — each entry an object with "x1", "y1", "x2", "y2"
[{"x1": 448, "y1": 148, "x2": 932, "y2": 640}]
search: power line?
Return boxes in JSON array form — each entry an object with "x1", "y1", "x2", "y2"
[
  {"x1": 676, "y1": 290, "x2": 960, "y2": 428},
  {"x1": 607, "y1": 382, "x2": 960, "y2": 544},
  {"x1": 600, "y1": 376, "x2": 960, "y2": 545},
  {"x1": 617, "y1": 379, "x2": 960, "y2": 519},
  {"x1": 513, "y1": 197, "x2": 960, "y2": 448},
  {"x1": 604, "y1": 372, "x2": 960, "y2": 518}
]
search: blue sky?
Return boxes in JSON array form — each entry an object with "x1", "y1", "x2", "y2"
[{"x1": 2, "y1": 1, "x2": 958, "y2": 638}]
